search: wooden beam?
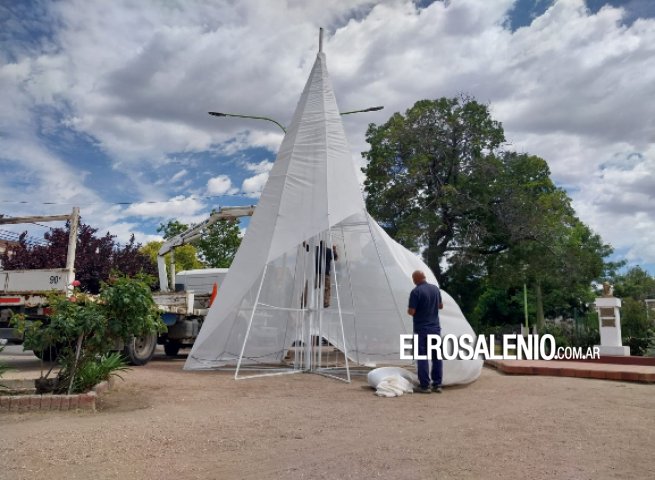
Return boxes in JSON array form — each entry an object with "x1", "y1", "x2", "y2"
[
  {"x1": 0, "y1": 214, "x2": 71, "y2": 225},
  {"x1": 65, "y1": 207, "x2": 80, "y2": 278}
]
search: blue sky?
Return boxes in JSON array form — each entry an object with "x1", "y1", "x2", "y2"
[{"x1": 1, "y1": 0, "x2": 654, "y2": 274}]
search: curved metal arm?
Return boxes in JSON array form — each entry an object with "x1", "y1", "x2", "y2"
[
  {"x1": 209, "y1": 112, "x2": 287, "y2": 133},
  {"x1": 209, "y1": 106, "x2": 384, "y2": 133},
  {"x1": 340, "y1": 106, "x2": 384, "y2": 116}
]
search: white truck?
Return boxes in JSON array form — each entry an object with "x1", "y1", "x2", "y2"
[
  {"x1": 0, "y1": 205, "x2": 255, "y2": 365},
  {"x1": 0, "y1": 208, "x2": 156, "y2": 364},
  {"x1": 149, "y1": 205, "x2": 255, "y2": 358},
  {"x1": 0, "y1": 210, "x2": 79, "y2": 359}
]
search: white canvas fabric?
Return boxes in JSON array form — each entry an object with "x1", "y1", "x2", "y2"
[
  {"x1": 367, "y1": 367, "x2": 419, "y2": 397},
  {"x1": 184, "y1": 51, "x2": 482, "y2": 386}
]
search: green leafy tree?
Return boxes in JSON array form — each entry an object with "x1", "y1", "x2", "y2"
[
  {"x1": 157, "y1": 220, "x2": 188, "y2": 239},
  {"x1": 610, "y1": 267, "x2": 655, "y2": 354},
  {"x1": 0, "y1": 223, "x2": 156, "y2": 294},
  {"x1": 612, "y1": 266, "x2": 655, "y2": 301},
  {"x1": 197, "y1": 214, "x2": 241, "y2": 268},
  {"x1": 620, "y1": 297, "x2": 650, "y2": 338},
  {"x1": 363, "y1": 96, "x2": 506, "y2": 282},
  {"x1": 483, "y1": 158, "x2": 613, "y2": 330},
  {"x1": 157, "y1": 214, "x2": 241, "y2": 268},
  {"x1": 363, "y1": 96, "x2": 613, "y2": 329},
  {"x1": 140, "y1": 241, "x2": 204, "y2": 273}
]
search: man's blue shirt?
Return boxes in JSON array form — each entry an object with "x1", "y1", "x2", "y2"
[{"x1": 409, "y1": 281, "x2": 442, "y2": 331}]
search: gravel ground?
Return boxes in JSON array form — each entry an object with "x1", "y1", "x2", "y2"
[{"x1": 1, "y1": 346, "x2": 654, "y2": 480}]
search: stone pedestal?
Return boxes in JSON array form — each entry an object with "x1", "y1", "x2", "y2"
[{"x1": 594, "y1": 297, "x2": 630, "y2": 356}]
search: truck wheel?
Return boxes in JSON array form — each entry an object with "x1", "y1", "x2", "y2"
[
  {"x1": 123, "y1": 332, "x2": 158, "y2": 366},
  {"x1": 164, "y1": 340, "x2": 181, "y2": 357}
]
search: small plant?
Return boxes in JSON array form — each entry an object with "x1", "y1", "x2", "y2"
[{"x1": 69, "y1": 352, "x2": 130, "y2": 393}]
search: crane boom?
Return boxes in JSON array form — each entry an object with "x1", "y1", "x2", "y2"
[{"x1": 157, "y1": 205, "x2": 255, "y2": 291}]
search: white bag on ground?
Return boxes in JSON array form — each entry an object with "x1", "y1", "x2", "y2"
[{"x1": 368, "y1": 367, "x2": 419, "y2": 397}]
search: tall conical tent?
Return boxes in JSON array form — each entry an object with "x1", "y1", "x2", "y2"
[{"x1": 185, "y1": 47, "x2": 482, "y2": 385}]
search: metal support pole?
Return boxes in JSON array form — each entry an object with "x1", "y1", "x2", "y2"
[
  {"x1": 523, "y1": 283, "x2": 529, "y2": 332},
  {"x1": 170, "y1": 250, "x2": 176, "y2": 291},
  {"x1": 329, "y1": 228, "x2": 350, "y2": 382},
  {"x1": 65, "y1": 207, "x2": 80, "y2": 287},
  {"x1": 235, "y1": 264, "x2": 269, "y2": 379}
]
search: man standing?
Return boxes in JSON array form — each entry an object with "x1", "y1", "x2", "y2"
[
  {"x1": 408, "y1": 270, "x2": 444, "y2": 394},
  {"x1": 300, "y1": 240, "x2": 338, "y2": 309},
  {"x1": 315, "y1": 241, "x2": 337, "y2": 308}
]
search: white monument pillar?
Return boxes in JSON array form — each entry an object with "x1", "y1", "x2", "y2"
[{"x1": 594, "y1": 284, "x2": 630, "y2": 356}]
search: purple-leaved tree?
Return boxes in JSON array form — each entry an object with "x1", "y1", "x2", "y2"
[{"x1": 1, "y1": 222, "x2": 156, "y2": 293}]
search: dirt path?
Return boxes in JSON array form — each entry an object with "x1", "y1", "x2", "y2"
[{"x1": 1, "y1": 347, "x2": 654, "y2": 480}]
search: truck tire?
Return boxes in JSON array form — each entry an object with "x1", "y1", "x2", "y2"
[
  {"x1": 123, "y1": 332, "x2": 157, "y2": 366},
  {"x1": 164, "y1": 340, "x2": 181, "y2": 357}
]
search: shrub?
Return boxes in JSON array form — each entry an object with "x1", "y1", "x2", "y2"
[
  {"x1": 541, "y1": 321, "x2": 599, "y2": 350},
  {"x1": 11, "y1": 276, "x2": 165, "y2": 393},
  {"x1": 623, "y1": 328, "x2": 655, "y2": 357},
  {"x1": 541, "y1": 323, "x2": 571, "y2": 349},
  {"x1": 69, "y1": 352, "x2": 130, "y2": 393}
]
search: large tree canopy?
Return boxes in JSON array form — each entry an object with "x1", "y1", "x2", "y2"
[
  {"x1": 1, "y1": 223, "x2": 156, "y2": 294},
  {"x1": 363, "y1": 96, "x2": 506, "y2": 280},
  {"x1": 362, "y1": 96, "x2": 612, "y2": 328}
]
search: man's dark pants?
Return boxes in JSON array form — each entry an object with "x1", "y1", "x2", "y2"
[{"x1": 416, "y1": 326, "x2": 442, "y2": 389}]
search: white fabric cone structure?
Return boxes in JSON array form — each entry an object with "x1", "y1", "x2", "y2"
[{"x1": 185, "y1": 50, "x2": 482, "y2": 386}]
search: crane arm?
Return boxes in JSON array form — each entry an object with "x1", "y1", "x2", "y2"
[{"x1": 157, "y1": 205, "x2": 255, "y2": 291}]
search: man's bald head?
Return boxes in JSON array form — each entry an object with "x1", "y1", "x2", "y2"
[{"x1": 412, "y1": 270, "x2": 426, "y2": 285}]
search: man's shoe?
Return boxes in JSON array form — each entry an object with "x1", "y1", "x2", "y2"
[
  {"x1": 415, "y1": 386, "x2": 432, "y2": 394},
  {"x1": 432, "y1": 385, "x2": 443, "y2": 393}
]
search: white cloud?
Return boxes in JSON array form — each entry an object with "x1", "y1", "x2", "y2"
[
  {"x1": 2, "y1": 0, "x2": 655, "y2": 269},
  {"x1": 242, "y1": 172, "x2": 269, "y2": 198},
  {"x1": 105, "y1": 222, "x2": 163, "y2": 245},
  {"x1": 246, "y1": 131, "x2": 285, "y2": 152},
  {"x1": 214, "y1": 131, "x2": 283, "y2": 156},
  {"x1": 206, "y1": 175, "x2": 238, "y2": 195},
  {"x1": 572, "y1": 147, "x2": 655, "y2": 265},
  {"x1": 244, "y1": 160, "x2": 274, "y2": 174},
  {"x1": 124, "y1": 195, "x2": 205, "y2": 220},
  {"x1": 170, "y1": 169, "x2": 188, "y2": 182}
]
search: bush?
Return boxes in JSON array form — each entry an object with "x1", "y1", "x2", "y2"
[
  {"x1": 623, "y1": 328, "x2": 655, "y2": 357},
  {"x1": 541, "y1": 323, "x2": 571, "y2": 349},
  {"x1": 11, "y1": 276, "x2": 165, "y2": 393},
  {"x1": 571, "y1": 327, "x2": 600, "y2": 350},
  {"x1": 541, "y1": 321, "x2": 599, "y2": 350},
  {"x1": 101, "y1": 275, "x2": 163, "y2": 341},
  {"x1": 69, "y1": 352, "x2": 129, "y2": 393}
]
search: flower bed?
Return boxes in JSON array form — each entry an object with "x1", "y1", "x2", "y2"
[{"x1": 0, "y1": 377, "x2": 113, "y2": 412}]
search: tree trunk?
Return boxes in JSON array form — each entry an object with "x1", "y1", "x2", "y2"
[
  {"x1": 535, "y1": 280, "x2": 545, "y2": 332},
  {"x1": 68, "y1": 333, "x2": 84, "y2": 394},
  {"x1": 424, "y1": 237, "x2": 447, "y2": 284}
]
